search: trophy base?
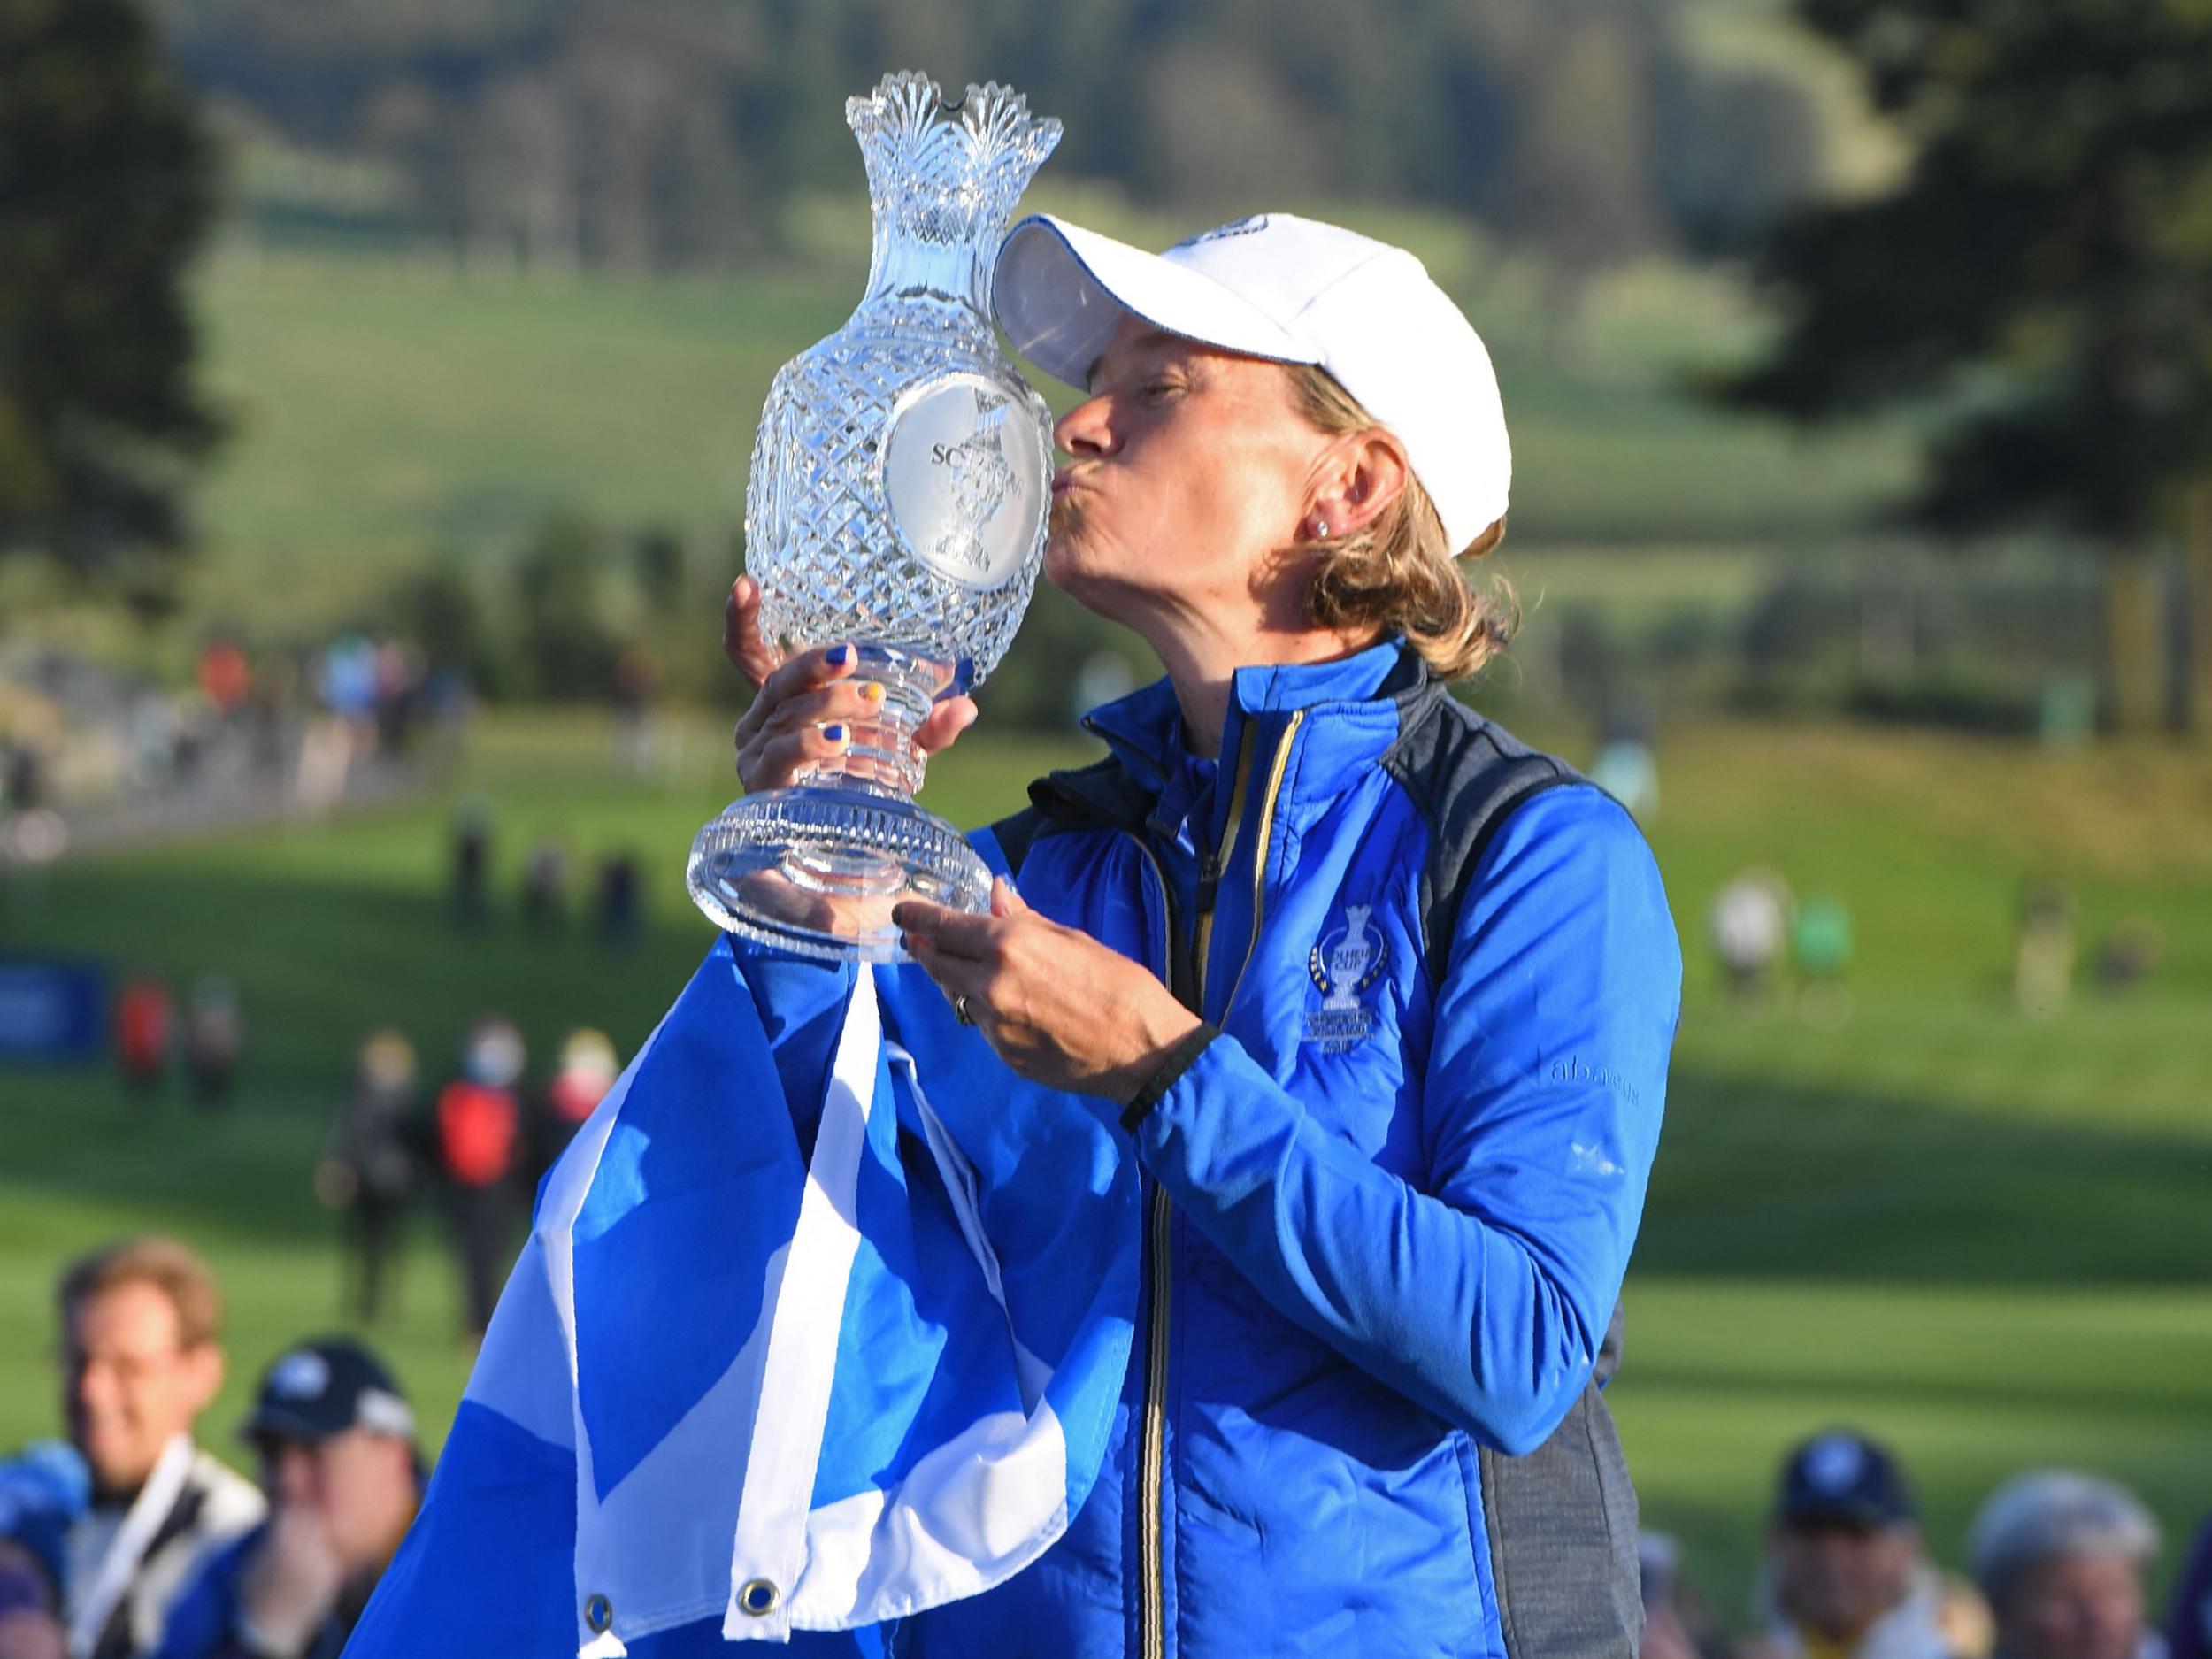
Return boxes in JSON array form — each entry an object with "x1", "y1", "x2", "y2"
[{"x1": 687, "y1": 785, "x2": 993, "y2": 963}]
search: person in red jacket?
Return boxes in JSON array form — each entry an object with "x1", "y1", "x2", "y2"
[
  {"x1": 114, "y1": 975, "x2": 173, "y2": 1096},
  {"x1": 430, "y1": 1018, "x2": 526, "y2": 1340}
]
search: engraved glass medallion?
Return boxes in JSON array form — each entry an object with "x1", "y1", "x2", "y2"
[{"x1": 687, "y1": 73, "x2": 1061, "y2": 959}]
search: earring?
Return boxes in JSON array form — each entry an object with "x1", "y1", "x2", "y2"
[{"x1": 1310, "y1": 516, "x2": 1331, "y2": 540}]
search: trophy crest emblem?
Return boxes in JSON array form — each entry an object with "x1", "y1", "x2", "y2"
[{"x1": 1304, "y1": 904, "x2": 1386, "y2": 1049}]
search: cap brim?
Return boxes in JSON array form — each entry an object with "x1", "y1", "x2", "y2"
[
  {"x1": 1783, "y1": 1501, "x2": 1905, "y2": 1530},
  {"x1": 994, "y1": 215, "x2": 1318, "y2": 391},
  {"x1": 240, "y1": 1407, "x2": 337, "y2": 1448}
]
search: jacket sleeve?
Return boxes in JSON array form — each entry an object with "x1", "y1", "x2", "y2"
[{"x1": 1131, "y1": 786, "x2": 1679, "y2": 1455}]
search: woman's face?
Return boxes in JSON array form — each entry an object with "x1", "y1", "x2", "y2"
[
  {"x1": 1999, "y1": 1552, "x2": 2145, "y2": 1659},
  {"x1": 1046, "y1": 314, "x2": 1326, "y2": 629}
]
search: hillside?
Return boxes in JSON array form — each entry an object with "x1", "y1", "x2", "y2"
[{"x1": 167, "y1": 225, "x2": 1913, "y2": 640}]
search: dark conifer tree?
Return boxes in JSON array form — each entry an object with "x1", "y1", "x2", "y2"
[{"x1": 0, "y1": 0, "x2": 223, "y2": 584}]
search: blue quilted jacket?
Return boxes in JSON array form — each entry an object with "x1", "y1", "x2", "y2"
[{"x1": 886, "y1": 639, "x2": 1680, "y2": 1659}]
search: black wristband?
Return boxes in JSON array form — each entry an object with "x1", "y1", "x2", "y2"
[{"x1": 1118, "y1": 1022, "x2": 1219, "y2": 1134}]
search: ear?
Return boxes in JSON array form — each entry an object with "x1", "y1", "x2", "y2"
[
  {"x1": 181, "y1": 1341, "x2": 225, "y2": 1414},
  {"x1": 1302, "y1": 429, "x2": 1410, "y2": 541}
]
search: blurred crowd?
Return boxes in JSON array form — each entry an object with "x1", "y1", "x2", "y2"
[
  {"x1": 1704, "y1": 867, "x2": 2165, "y2": 1025},
  {"x1": 442, "y1": 802, "x2": 643, "y2": 947},
  {"x1": 0, "y1": 636, "x2": 471, "y2": 865},
  {"x1": 319, "y1": 1020, "x2": 620, "y2": 1339},
  {"x1": 3, "y1": 1235, "x2": 2208, "y2": 1659},
  {"x1": 1644, "y1": 1429, "x2": 2205, "y2": 1659},
  {"x1": 0, "y1": 1240, "x2": 419, "y2": 1659},
  {"x1": 0, "y1": 999, "x2": 632, "y2": 1658}
]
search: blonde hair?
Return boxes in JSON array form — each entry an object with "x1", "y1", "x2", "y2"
[
  {"x1": 58, "y1": 1235, "x2": 224, "y2": 1349},
  {"x1": 1288, "y1": 364, "x2": 1517, "y2": 681}
]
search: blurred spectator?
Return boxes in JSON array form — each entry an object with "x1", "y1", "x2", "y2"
[
  {"x1": 433, "y1": 1018, "x2": 528, "y2": 1339},
  {"x1": 296, "y1": 635, "x2": 380, "y2": 815},
  {"x1": 0, "y1": 1444, "x2": 86, "y2": 1659},
  {"x1": 154, "y1": 1339, "x2": 422, "y2": 1659},
  {"x1": 1967, "y1": 1472, "x2": 2162, "y2": 1659},
  {"x1": 3, "y1": 742, "x2": 46, "y2": 815},
  {"x1": 315, "y1": 1033, "x2": 424, "y2": 1324},
  {"x1": 1589, "y1": 701, "x2": 1661, "y2": 820},
  {"x1": 519, "y1": 837, "x2": 568, "y2": 932},
  {"x1": 419, "y1": 667, "x2": 474, "y2": 766},
  {"x1": 128, "y1": 695, "x2": 177, "y2": 795},
  {"x1": 2167, "y1": 1518, "x2": 2212, "y2": 1659},
  {"x1": 50, "y1": 1239, "x2": 264, "y2": 1657},
  {"x1": 183, "y1": 979, "x2": 244, "y2": 1113},
  {"x1": 115, "y1": 975, "x2": 175, "y2": 1096},
  {"x1": 315, "y1": 637, "x2": 378, "y2": 742},
  {"x1": 449, "y1": 800, "x2": 493, "y2": 929},
  {"x1": 535, "y1": 1028, "x2": 619, "y2": 1176},
  {"x1": 1746, "y1": 1430, "x2": 1991, "y2": 1659},
  {"x1": 595, "y1": 852, "x2": 641, "y2": 949},
  {"x1": 1069, "y1": 650, "x2": 1137, "y2": 727},
  {"x1": 1711, "y1": 867, "x2": 1793, "y2": 1002},
  {"x1": 195, "y1": 645, "x2": 251, "y2": 730},
  {"x1": 0, "y1": 1536, "x2": 66, "y2": 1659},
  {"x1": 2092, "y1": 920, "x2": 2162, "y2": 993},
  {"x1": 2015, "y1": 881, "x2": 2077, "y2": 1018},
  {"x1": 1643, "y1": 1532, "x2": 1729, "y2": 1659},
  {"x1": 371, "y1": 641, "x2": 418, "y2": 758},
  {"x1": 611, "y1": 646, "x2": 659, "y2": 773},
  {"x1": 247, "y1": 657, "x2": 296, "y2": 777},
  {"x1": 1793, "y1": 894, "x2": 1853, "y2": 985},
  {"x1": 1792, "y1": 893, "x2": 1855, "y2": 1027}
]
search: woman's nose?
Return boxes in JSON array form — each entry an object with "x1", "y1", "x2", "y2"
[{"x1": 1054, "y1": 393, "x2": 1114, "y2": 458}]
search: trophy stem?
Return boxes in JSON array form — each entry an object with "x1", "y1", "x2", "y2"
[
  {"x1": 794, "y1": 642, "x2": 947, "y2": 801},
  {"x1": 687, "y1": 641, "x2": 988, "y2": 960}
]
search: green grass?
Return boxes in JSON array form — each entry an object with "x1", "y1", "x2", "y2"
[
  {"x1": 3, "y1": 713, "x2": 2208, "y2": 1626},
  {"x1": 168, "y1": 219, "x2": 1914, "y2": 637}
]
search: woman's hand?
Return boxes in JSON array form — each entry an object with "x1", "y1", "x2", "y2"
[
  {"x1": 725, "y1": 577, "x2": 979, "y2": 794},
  {"x1": 894, "y1": 879, "x2": 1204, "y2": 1103}
]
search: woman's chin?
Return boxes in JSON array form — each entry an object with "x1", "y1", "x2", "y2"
[{"x1": 1041, "y1": 532, "x2": 1091, "y2": 594}]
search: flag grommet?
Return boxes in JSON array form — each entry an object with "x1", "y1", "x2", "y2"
[
  {"x1": 738, "y1": 1579, "x2": 780, "y2": 1618},
  {"x1": 585, "y1": 1594, "x2": 614, "y2": 1633}
]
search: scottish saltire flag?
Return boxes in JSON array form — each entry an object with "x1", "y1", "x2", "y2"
[{"x1": 348, "y1": 939, "x2": 1139, "y2": 1655}]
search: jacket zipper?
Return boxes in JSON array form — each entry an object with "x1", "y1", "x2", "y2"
[
  {"x1": 1132, "y1": 710, "x2": 1304, "y2": 1659},
  {"x1": 1125, "y1": 831, "x2": 1181, "y2": 1659}
]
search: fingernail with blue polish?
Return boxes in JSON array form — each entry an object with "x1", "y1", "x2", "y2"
[
  {"x1": 823, "y1": 724, "x2": 847, "y2": 743},
  {"x1": 826, "y1": 644, "x2": 851, "y2": 667}
]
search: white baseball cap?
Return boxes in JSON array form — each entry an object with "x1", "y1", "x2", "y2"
[{"x1": 993, "y1": 211, "x2": 1510, "y2": 552}]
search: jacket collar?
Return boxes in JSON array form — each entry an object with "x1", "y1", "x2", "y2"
[
  {"x1": 1029, "y1": 640, "x2": 1445, "y2": 838},
  {"x1": 1082, "y1": 636, "x2": 1421, "y2": 782}
]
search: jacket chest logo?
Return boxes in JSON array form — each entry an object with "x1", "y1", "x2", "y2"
[{"x1": 1303, "y1": 904, "x2": 1385, "y2": 1051}]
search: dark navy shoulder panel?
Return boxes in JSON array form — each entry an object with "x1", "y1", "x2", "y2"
[
  {"x1": 990, "y1": 753, "x2": 1157, "y2": 877},
  {"x1": 1379, "y1": 689, "x2": 1592, "y2": 985}
]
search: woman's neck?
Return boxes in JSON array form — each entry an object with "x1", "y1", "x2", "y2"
[{"x1": 1144, "y1": 609, "x2": 1380, "y2": 759}]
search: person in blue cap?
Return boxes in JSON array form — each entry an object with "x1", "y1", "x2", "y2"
[
  {"x1": 1747, "y1": 1430, "x2": 1991, "y2": 1659},
  {"x1": 723, "y1": 210, "x2": 1682, "y2": 1659},
  {"x1": 156, "y1": 1339, "x2": 421, "y2": 1659}
]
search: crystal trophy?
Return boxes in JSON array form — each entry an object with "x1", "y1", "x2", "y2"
[{"x1": 688, "y1": 72, "x2": 1062, "y2": 960}]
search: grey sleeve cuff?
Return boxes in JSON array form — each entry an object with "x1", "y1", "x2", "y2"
[{"x1": 1118, "y1": 1022, "x2": 1220, "y2": 1134}]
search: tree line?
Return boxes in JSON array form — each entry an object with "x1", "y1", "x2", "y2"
[{"x1": 156, "y1": 0, "x2": 1827, "y2": 280}]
